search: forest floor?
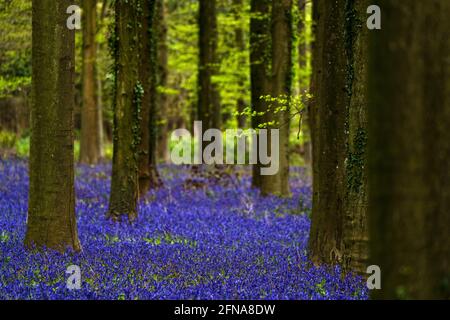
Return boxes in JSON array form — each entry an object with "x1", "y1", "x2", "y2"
[{"x1": 0, "y1": 160, "x2": 367, "y2": 300}]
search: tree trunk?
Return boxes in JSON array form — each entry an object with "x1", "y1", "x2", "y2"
[
  {"x1": 80, "y1": 0, "x2": 102, "y2": 164},
  {"x1": 138, "y1": 0, "x2": 161, "y2": 196},
  {"x1": 198, "y1": 0, "x2": 221, "y2": 132},
  {"x1": 308, "y1": 0, "x2": 369, "y2": 273},
  {"x1": 108, "y1": 0, "x2": 143, "y2": 221},
  {"x1": 297, "y1": 0, "x2": 312, "y2": 168},
  {"x1": 250, "y1": 0, "x2": 293, "y2": 196},
  {"x1": 233, "y1": 0, "x2": 247, "y2": 129},
  {"x1": 25, "y1": 0, "x2": 81, "y2": 252},
  {"x1": 250, "y1": 0, "x2": 271, "y2": 189},
  {"x1": 368, "y1": 0, "x2": 450, "y2": 299},
  {"x1": 263, "y1": 0, "x2": 292, "y2": 196},
  {"x1": 149, "y1": 0, "x2": 162, "y2": 188},
  {"x1": 156, "y1": 0, "x2": 170, "y2": 163}
]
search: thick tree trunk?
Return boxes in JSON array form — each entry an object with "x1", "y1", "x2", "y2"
[
  {"x1": 250, "y1": 0, "x2": 271, "y2": 189},
  {"x1": 108, "y1": 0, "x2": 143, "y2": 221},
  {"x1": 25, "y1": 0, "x2": 81, "y2": 252},
  {"x1": 80, "y1": 0, "x2": 102, "y2": 164},
  {"x1": 308, "y1": 0, "x2": 369, "y2": 273},
  {"x1": 368, "y1": 0, "x2": 450, "y2": 299},
  {"x1": 138, "y1": 0, "x2": 161, "y2": 196},
  {"x1": 198, "y1": 0, "x2": 221, "y2": 132}
]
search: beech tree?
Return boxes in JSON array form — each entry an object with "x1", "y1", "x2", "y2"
[
  {"x1": 80, "y1": 0, "x2": 102, "y2": 164},
  {"x1": 250, "y1": 0, "x2": 271, "y2": 189},
  {"x1": 25, "y1": 0, "x2": 81, "y2": 251},
  {"x1": 138, "y1": 0, "x2": 161, "y2": 195},
  {"x1": 108, "y1": 0, "x2": 143, "y2": 221},
  {"x1": 198, "y1": 0, "x2": 221, "y2": 132},
  {"x1": 156, "y1": 0, "x2": 170, "y2": 163},
  {"x1": 308, "y1": 0, "x2": 369, "y2": 273},
  {"x1": 368, "y1": 0, "x2": 450, "y2": 299},
  {"x1": 297, "y1": 0, "x2": 312, "y2": 167},
  {"x1": 250, "y1": 0, "x2": 293, "y2": 196},
  {"x1": 233, "y1": 0, "x2": 247, "y2": 129},
  {"x1": 263, "y1": 0, "x2": 293, "y2": 196}
]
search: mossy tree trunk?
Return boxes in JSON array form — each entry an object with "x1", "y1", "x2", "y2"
[
  {"x1": 250, "y1": 0, "x2": 272, "y2": 189},
  {"x1": 308, "y1": 0, "x2": 369, "y2": 273},
  {"x1": 138, "y1": 0, "x2": 161, "y2": 196},
  {"x1": 80, "y1": 0, "x2": 102, "y2": 164},
  {"x1": 368, "y1": 0, "x2": 450, "y2": 299},
  {"x1": 25, "y1": 0, "x2": 81, "y2": 252},
  {"x1": 108, "y1": 0, "x2": 143, "y2": 222}
]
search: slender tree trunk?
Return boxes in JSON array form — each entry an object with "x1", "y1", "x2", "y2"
[
  {"x1": 97, "y1": 66, "x2": 104, "y2": 158},
  {"x1": 156, "y1": 0, "x2": 170, "y2": 163},
  {"x1": 297, "y1": 0, "x2": 307, "y2": 92},
  {"x1": 198, "y1": 0, "x2": 221, "y2": 132},
  {"x1": 250, "y1": 0, "x2": 271, "y2": 189},
  {"x1": 108, "y1": 0, "x2": 143, "y2": 221},
  {"x1": 308, "y1": 0, "x2": 369, "y2": 273},
  {"x1": 297, "y1": 0, "x2": 312, "y2": 168},
  {"x1": 250, "y1": 0, "x2": 293, "y2": 196},
  {"x1": 25, "y1": 0, "x2": 81, "y2": 252},
  {"x1": 260, "y1": 0, "x2": 293, "y2": 196},
  {"x1": 233, "y1": 0, "x2": 247, "y2": 129},
  {"x1": 149, "y1": 0, "x2": 162, "y2": 187},
  {"x1": 80, "y1": 0, "x2": 102, "y2": 164},
  {"x1": 368, "y1": 0, "x2": 450, "y2": 299},
  {"x1": 138, "y1": 0, "x2": 161, "y2": 196}
]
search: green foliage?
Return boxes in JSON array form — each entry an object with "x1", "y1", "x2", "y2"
[
  {"x1": 235, "y1": 93, "x2": 311, "y2": 132},
  {"x1": 0, "y1": 0, "x2": 315, "y2": 166},
  {"x1": 15, "y1": 136, "x2": 30, "y2": 158},
  {"x1": 0, "y1": 131, "x2": 16, "y2": 149},
  {"x1": 0, "y1": 0, "x2": 32, "y2": 98},
  {"x1": 215, "y1": 0, "x2": 251, "y2": 127},
  {"x1": 0, "y1": 231, "x2": 10, "y2": 243}
]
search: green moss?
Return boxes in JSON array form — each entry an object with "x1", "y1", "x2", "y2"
[
  {"x1": 343, "y1": 0, "x2": 362, "y2": 98},
  {"x1": 132, "y1": 81, "x2": 144, "y2": 155},
  {"x1": 346, "y1": 127, "x2": 367, "y2": 193}
]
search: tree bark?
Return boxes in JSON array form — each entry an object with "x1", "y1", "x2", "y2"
[
  {"x1": 156, "y1": 0, "x2": 170, "y2": 163},
  {"x1": 297, "y1": 0, "x2": 312, "y2": 168},
  {"x1": 138, "y1": 0, "x2": 161, "y2": 196},
  {"x1": 250, "y1": 0, "x2": 293, "y2": 196},
  {"x1": 250, "y1": 0, "x2": 271, "y2": 189},
  {"x1": 80, "y1": 0, "x2": 102, "y2": 164},
  {"x1": 108, "y1": 0, "x2": 143, "y2": 221},
  {"x1": 198, "y1": 0, "x2": 221, "y2": 132},
  {"x1": 25, "y1": 0, "x2": 81, "y2": 252},
  {"x1": 259, "y1": 0, "x2": 293, "y2": 196},
  {"x1": 368, "y1": 0, "x2": 450, "y2": 299},
  {"x1": 233, "y1": 0, "x2": 247, "y2": 129},
  {"x1": 308, "y1": 0, "x2": 369, "y2": 273}
]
